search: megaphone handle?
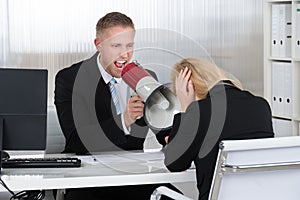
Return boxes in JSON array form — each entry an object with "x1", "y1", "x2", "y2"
[{"x1": 129, "y1": 89, "x2": 142, "y2": 120}]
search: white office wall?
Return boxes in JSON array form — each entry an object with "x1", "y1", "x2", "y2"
[{"x1": 0, "y1": 0, "x2": 264, "y2": 106}]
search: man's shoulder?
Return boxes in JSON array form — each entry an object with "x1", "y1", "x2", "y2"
[
  {"x1": 56, "y1": 61, "x2": 83, "y2": 79},
  {"x1": 57, "y1": 53, "x2": 98, "y2": 78}
]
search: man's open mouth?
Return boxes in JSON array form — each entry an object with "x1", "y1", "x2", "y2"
[{"x1": 114, "y1": 60, "x2": 127, "y2": 69}]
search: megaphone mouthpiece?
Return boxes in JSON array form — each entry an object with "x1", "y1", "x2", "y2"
[{"x1": 121, "y1": 62, "x2": 151, "y2": 91}]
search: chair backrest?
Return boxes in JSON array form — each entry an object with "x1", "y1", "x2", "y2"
[
  {"x1": 46, "y1": 105, "x2": 65, "y2": 153},
  {"x1": 209, "y1": 136, "x2": 300, "y2": 200}
]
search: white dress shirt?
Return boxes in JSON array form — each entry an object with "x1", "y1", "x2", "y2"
[{"x1": 96, "y1": 54, "x2": 131, "y2": 135}]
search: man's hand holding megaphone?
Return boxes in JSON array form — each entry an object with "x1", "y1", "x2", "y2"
[
  {"x1": 123, "y1": 95, "x2": 144, "y2": 128},
  {"x1": 121, "y1": 61, "x2": 180, "y2": 131}
]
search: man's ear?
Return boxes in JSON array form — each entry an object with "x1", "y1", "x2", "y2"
[{"x1": 94, "y1": 38, "x2": 101, "y2": 52}]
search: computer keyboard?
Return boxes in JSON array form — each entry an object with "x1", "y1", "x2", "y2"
[{"x1": 1, "y1": 157, "x2": 81, "y2": 168}]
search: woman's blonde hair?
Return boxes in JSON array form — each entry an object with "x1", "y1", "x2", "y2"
[{"x1": 171, "y1": 58, "x2": 242, "y2": 99}]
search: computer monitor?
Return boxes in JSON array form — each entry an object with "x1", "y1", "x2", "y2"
[{"x1": 0, "y1": 68, "x2": 48, "y2": 158}]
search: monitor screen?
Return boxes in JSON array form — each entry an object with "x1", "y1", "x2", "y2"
[{"x1": 0, "y1": 68, "x2": 47, "y2": 153}]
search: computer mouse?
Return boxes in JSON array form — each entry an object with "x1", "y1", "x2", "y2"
[{"x1": 1, "y1": 151, "x2": 10, "y2": 160}]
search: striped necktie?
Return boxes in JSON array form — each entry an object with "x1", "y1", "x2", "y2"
[{"x1": 109, "y1": 78, "x2": 121, "y2": 114}]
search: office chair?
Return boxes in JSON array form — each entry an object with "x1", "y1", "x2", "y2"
[
  {"x1": 209, "y1": 136, "x2": 300, "y2": 200},
  {"x1": 151, "y1": 136, "x2": 300, "y2": 200}
]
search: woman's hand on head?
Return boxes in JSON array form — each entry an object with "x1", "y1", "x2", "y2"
[{"x1": 175, "y1": 67, "x2": 195, "y2": 112}]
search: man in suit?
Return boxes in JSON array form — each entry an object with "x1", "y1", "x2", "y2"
[{"x1": 54, "y1": 12, "x2": 176, "y2": 200}]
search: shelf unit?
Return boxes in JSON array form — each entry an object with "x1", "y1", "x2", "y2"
[{"x1": 264, "y1": 0, "x2": 300, "y2": 137}]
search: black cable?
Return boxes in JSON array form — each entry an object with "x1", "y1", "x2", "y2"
[
  {"x1": 0, "y1": 178, "x2": 45, "y2": 200},
  {"x1": 0, "y1": 178, "x2": 14, "y2": 195}
]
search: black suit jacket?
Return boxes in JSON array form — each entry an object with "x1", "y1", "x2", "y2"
[
  {"x1": 164, "y1": 82, "x2": 274, "y2": 200},
  {"x1": 54, "y1": 53, "x2": 166, "y2": 154}
]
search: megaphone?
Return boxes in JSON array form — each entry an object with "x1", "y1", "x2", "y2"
[{"x1": 121, "y1": 61, "x2": 180, "y2": 130}]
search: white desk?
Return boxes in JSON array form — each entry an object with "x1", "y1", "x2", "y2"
[{"x1": 0, "y1": 151, "x2": 196, "y2": 194}]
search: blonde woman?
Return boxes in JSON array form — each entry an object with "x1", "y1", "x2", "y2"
[{"x1": 163, "y1": 58, "x2": 274, "y2": 200}]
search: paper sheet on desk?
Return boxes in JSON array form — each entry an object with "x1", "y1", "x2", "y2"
[
  {"x1": 76, "y1": 151, "x2": 164, "y2": 165},
  {"x1": 94, "y1": 154, "x2": 134, "y2": 163},
  {"x1": 139, "y1": 160, "x2": 166, "y2": 169},
  {"x1": 76, "y1": 155, "x2": 134, "y2": 165},
  {"x1": 75, "y1": 155, "x2": 99, "y2": 165},
  {"x1": 121, "y1": 151, "x2": 164, "y2": 161},
  {"x1": 75, "y1": 152, "x2": 196, "y2": 172},
  {"x1": 120, "y1": 151, "x2": 166, "y2": 170}
]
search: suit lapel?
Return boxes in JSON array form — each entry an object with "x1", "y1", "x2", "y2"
[{"x1": 95, "y1": 77, "x2": 115, "y2": 118}]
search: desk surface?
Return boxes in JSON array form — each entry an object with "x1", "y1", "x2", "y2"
[{"x1": 0, "y1": 151, "x2": 196, "y2": 192}]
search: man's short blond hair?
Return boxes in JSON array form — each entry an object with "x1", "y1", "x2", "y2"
[{"x1": 96, "y1": 12, "x2": 135, "y2": 38}]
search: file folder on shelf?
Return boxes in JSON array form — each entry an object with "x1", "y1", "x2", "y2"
[
  {"x1": 272, "y1": 4, "x2": 280, "y2": 57},
  {"x1": 271, "y1": 4, "x2": 292, "y2": 58},
  {"x1": 280, "y1": 4, "x2": 292, "y2": 58},
  {"x1": 283, "y1": 62, "x2": 292, "y2": 116},
  {"x1": 272, "y1": 61, "x2": 280, "y2": 114},
  {"x1": 272, "y1": 61, "x2": 292, "y2": 117}
]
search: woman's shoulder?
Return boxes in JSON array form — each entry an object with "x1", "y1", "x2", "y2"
[
  {"x1": 232, "y1": 89, "x2": 271, "y2": 109},
  {"x1": 185, "y1": 98, "x2": 211, "y2": 114}
]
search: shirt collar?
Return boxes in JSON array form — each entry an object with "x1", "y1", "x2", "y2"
[{"x1": 97, "y1": 54, "x2": 122, "y2": 84}]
